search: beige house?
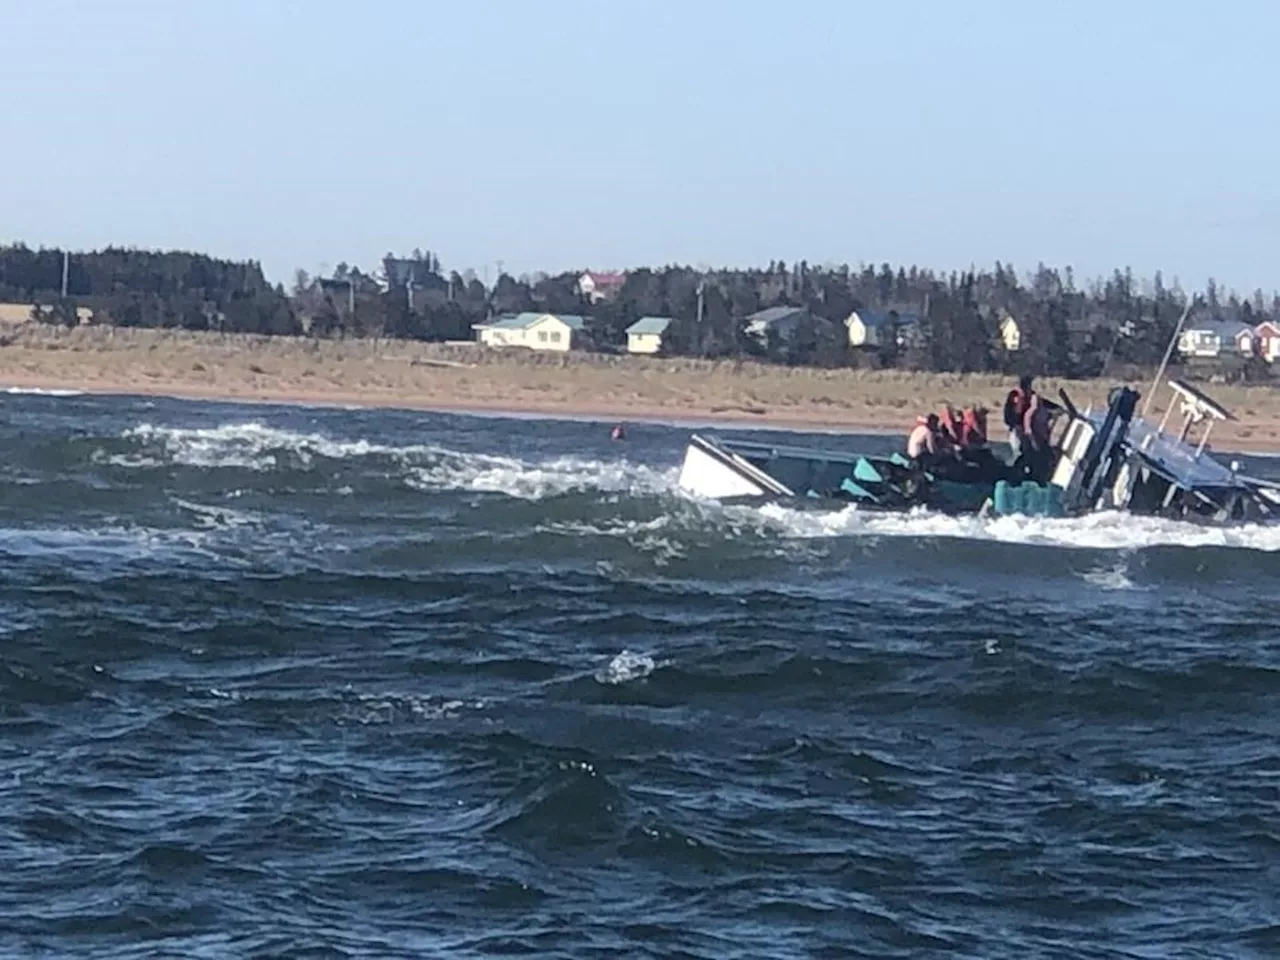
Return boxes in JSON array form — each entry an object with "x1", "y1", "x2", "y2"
[
  {"x1": 0, "y1": 302, "x2": 93, "y2": 325},
  {"x1": 472, "y1": 312, "x2": 585, "y2": 352},
  {"x1": 999, "y1": 313, "x2": 1021, "y2": 351},
  {"x1": 625, "y1": 316, "x2": 672, "y2": 354},
  {"x1": 845, "y1": 309, "x2": 919, "y2": 348}
]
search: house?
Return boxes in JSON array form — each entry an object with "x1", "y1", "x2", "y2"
[
  {"x1": 472, "y1": 312, "x2": 586, "y2": 351},
  {"x1": 1255, "y1": 321, "x2": 1280, "y2": 363},
  {"x1": 744, "y1": 306, "x2": 811, "y2": 343},
  {"x1": 1178, "y1": 320, "x2": 1254, "y2": 360},
  {"x1": 625, "y1": 316, "x2": 672, "y2": 355},
  {"x1": 845, "y1": 309, "x2": 919, "y2": 349},
  {"x1": 999, "y1": 314, "x2": 1021, "y2": 351},
  {"x1": 0, "y1": 302, "x2": 92, "y2": 325},
  {"x1": 577, "y1": 271, "x2": 625, "y2": 303}
]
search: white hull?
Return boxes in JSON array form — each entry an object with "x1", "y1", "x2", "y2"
[{"x1": 677, "y1": 436, "x2": 791, "y2": 499}]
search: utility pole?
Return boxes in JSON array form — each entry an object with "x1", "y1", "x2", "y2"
[{"x1": 60, "y1": 250, "x2": 69, "y2": 299}]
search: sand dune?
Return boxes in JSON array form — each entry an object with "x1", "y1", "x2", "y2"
[{"x1": 2, "y1": 324, "x2": 1279, "y2": 452}]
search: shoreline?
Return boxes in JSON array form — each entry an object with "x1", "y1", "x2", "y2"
[{"x1": 1, "y1": 325, "x2": 1279, "y2": 455}]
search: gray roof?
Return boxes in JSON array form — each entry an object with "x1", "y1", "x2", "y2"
[
  {"x1": 854, "y1": 309, "x2": 919, "y2": 328},
  {"x1": 1186, "y1": 318, "x2": 1252, "y2": 337},
  {"x1": 477, "y1": 312, "x2": 586, "y2": 331},
  {"x1": 746, "y1": 306, "x2": 807, "y2": 325},
  {"x1": 626, "y1": 316, "x2": 672, "y2": 335}
]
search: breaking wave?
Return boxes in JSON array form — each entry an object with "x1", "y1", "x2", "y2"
[{"x1": 110, "y1": 421, "x2": 677, "y2": 499}]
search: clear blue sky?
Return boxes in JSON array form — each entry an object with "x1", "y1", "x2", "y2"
[{"x1": 5, "y1": 0, "x2": 1277, "y2": 295}]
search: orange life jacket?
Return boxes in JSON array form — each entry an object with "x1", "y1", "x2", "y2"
[{"x1": 961, "y1": 406, "x2": 987, "y2": 446}]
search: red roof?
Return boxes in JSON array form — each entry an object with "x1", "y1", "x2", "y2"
[{"x1": 582, "y1": 270, "x2": 625, "y2": 286}]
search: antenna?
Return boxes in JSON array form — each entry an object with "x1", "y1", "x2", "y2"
[{"x1": 1141, "y1": 296, "x2": 1195, "y2": 418}]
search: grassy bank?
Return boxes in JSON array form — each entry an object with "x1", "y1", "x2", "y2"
[{"x1": 2, "y1": 324, "x2": 1278, "y2": 451}]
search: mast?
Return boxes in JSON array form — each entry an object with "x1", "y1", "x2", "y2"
[{"x1": 1141, "y1": 296, "x2": 1195, "y2": 418}]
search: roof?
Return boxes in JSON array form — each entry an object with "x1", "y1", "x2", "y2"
[
  {"x1": 626, "y1": 316, "x2": 672, "y2": 335},
  {"x1": 581, "y1": 270, "x2": 625, "y2": 285},
  {"x1": 476, "y1": 312, "x2": 587, "y2": 331},
  {"x1": 746, "y1": 305, "x2": 807, "y2": 325},
  {"x1": 851, "y1": 309, "x2": 919, "y2": 328},
  {"x1": 1185, "y1": 318, "x2": 1253, "y2": 337}
]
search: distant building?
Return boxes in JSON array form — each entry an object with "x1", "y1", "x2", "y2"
[
  {"x1": 625, "y1": 316, "x2": 672, "y2": 354},
  {"x1": 743, "y1": 305, "x2": 810, "y2": 344},
  {"x1": 577, "y1": 271, "x2": 626, "y2": 303},
  {"x1": 845, "y1": 309, "x2": 919, "y2": 349},
  {"x1": 999, "y1": 313, "x2": 1021, "y2": 351},
  {"x1": 0, "y1": 302, "x2": 92, "y2": 325},
  {"x1": 1255, "y1": 320, "x2": 1280, "y2": 363},
  {"x1": 1178, "y1": 320, "x2": 1254, "y2": 360},
  {"x1": 472, "y1": 312, "x2": 586, "y2": 352}
]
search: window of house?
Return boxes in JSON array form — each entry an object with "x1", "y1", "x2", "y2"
[
  {"x1": 551, "y1": 332, "x2": 561, "y2": 342},
  {"x1": 539, "y1": 331, "x2": 548, "y2": 342}
]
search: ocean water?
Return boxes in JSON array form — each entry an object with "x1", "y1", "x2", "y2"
[{"x1": 1, "y1": 389, "x2": 1278, "y2": 959}]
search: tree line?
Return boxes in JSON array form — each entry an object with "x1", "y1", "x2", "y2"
[{"x1": 2, "y1": 242, "x2": 1276, "y2": 379}]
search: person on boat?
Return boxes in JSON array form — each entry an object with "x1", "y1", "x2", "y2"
[
  {"x1": 907, "y1": 413, "x2": 943, "y2": 464},
  {"x1": 959, "y1": 405, "x2": 988, "y2": 449},
  {"x1": 937, "y1": 404, "x2": 962, "y2": 449},
  {"x1": 1003, "y1": 375, "x2": 1036, "y2": 462},
  {"x1": 1021, "y1": 393, "x2": 1056, "y2": 482}
]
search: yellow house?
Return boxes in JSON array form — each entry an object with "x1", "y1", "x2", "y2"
[
  {"x1": 999, "y1": 314, "x2": 1021, "y2": 351},
  {"x1": 0, "y1": 302, "x2": 93, "y2": 325},
  {"x1": 845, "y1": 309, "x2": 919, "y2": 348},
  {"x1": 472, "y1": 312, "x2": 585, "y2": 352},
  {"x1": 625, "y1": 316, "x2": 672, "y2": 354}
]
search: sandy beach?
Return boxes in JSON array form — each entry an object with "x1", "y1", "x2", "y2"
[{"x1": 2, "y1": 324, "x2": 1279, "y2": 452}]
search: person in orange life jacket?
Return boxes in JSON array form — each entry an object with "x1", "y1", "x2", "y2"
[
  {"x1": 937, "y1": 403, "x2": 967, "y2": 452},
  {"x1": 960, "y1": 406, "x2": 989, "y2": 448}
]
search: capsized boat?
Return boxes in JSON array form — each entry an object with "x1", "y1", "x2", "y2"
[{"x1": 677, "y1": 378, "x2": 1280, "y2": 524}]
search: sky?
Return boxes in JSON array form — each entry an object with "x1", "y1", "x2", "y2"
[{"x1": 4, "y1": 0, "x2": 1277, "y2": 295}]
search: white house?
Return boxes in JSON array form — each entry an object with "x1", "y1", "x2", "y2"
[
  {"x1": 472, "y1": 312, "x2": 586, "y2": 352},
  {"x1": 577, "y1": 271, "x2": 625, "y2": 303},
  {"x1": 999, "y1": 314, "x2": 1021, "y2": 351},
  {"x1": 845, "y1": 309, "x2": 918, "y2": 348},
  {"x1": 625, "y1": 316, "x2": 672, "y2": 354},
  {"x1": 1178, "y1": 320, "x2": 1254, "y2": 360}
]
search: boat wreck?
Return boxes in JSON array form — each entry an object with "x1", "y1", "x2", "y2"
[{"x1": 677, "y1": 378, "x2": 1280, "y2": 525}]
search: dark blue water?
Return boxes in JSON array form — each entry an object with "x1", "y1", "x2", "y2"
[{"x1": 1, "y1": 390, "x2": 1278, "y2": 959}]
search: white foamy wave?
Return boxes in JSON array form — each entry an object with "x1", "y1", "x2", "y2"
[
  {"x1": 116, "y1": 420, "x2": 679, "y2": 500},
  {"x1": 405, "y1": 454, "x2": 677, "y2": 500},
  {"x1": 735, "y1": 502, "x2": 1280, "y2": 553},
  {"x1": 595, "y1": 650, "x2": 658, "y2": 685},
  {"x1": 121, "y1": 422, "x2": 394, "y2": 470},
  {"x1": 4, "y1": 386, "x2": 83, "y2": 396}
]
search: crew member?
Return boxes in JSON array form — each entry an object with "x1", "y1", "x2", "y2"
[
  {"x1": 1022, "y1": 393, "x2": 1055, "y2": 481},
  {"x1": 960, "y1": 405, "x2": 988, "y2": 448},
  {"x1": 1003, "y1": 375, "x2": 1036, "y2": 461},
  {"x1": 907, "y1": 413, "x2": 942, "y2": 464}
]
